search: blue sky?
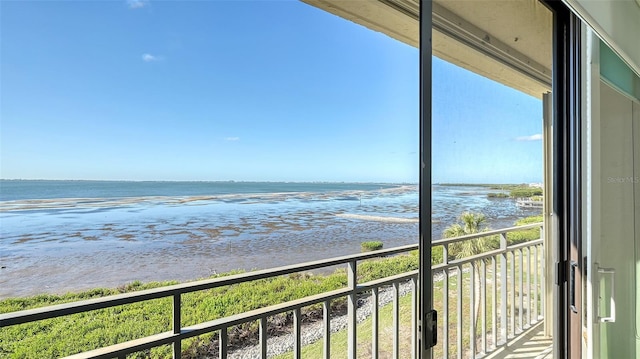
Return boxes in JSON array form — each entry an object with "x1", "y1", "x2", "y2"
[{"x1": 0, "y1": 0, "x2": 542, "y2": 184}]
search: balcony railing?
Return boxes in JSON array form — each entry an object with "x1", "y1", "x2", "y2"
[
  {"x1": 432, "y1": 223, "x2": 544, "y2": 358},
  {"x1": 0, "y1": 223, "x2": 544, "y2": 359}
]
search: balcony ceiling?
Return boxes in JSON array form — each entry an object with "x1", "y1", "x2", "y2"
[{"x1": 301, "y1": 0, "x2": 553, "y2": 99}]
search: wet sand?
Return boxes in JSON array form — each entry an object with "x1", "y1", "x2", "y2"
[
  {"x1": 0, "y1": 185, "x2": 539, "y2": 299},
  {"x1": 0, "y1": 218, "x2": 419, "y2": 298},
  {"x1": 0, "y1": 187, "x2": 420, "y2": 298}
]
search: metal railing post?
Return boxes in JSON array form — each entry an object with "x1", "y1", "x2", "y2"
[
  {"x1": 260, "y1": 317, "x2": 268, "y2": 358},
  {"x1": 457, "y1": 265, "x2": 463, "y2": 359},
  {"x1": 411, "y1": 278, "x2": 417, "y2": 359},
  {"x1": 540, "y1": 244, "x2": 544, "y2": 320},
  {"x1": 527, "y1": 248, "x2": 532, "y2": 326},
  {"x1": 293, "y1": 308, "x2": 301, "y2": 359},
  {"x1": 534, "y1": 244, "x2": 540, "y2": 320},
  {"x1": 219, "y1": 328, "x2": 228, "y2": 359},
  {"x1": 323, "y1": 300, "x2": 331, "y2": 359},
  {"x1": 469, "y1": 262, "x2": 476, "y2": 357},
  {"x1": 492, "y1": 256, "x2": 497, "y2": 351},
  {"x1": 481, "y1": 260, "x2": 487, "y2": 355},
  {"x1": 510, "y1": 252, "x2": 516, "y2": 337},
  {"x1": 347, "y1": 260, "x2": 357, "y2": 359},
  {"x1": 393, "y1": 282, "x2": 400, "y2": 359},
  {"x1": 443, "y1": 268, "x2": 449, "y2": 359},
  {"x1": 173, "y1": 294, "x2": 181, "y2": 359},
  {"x1": 519, "y1": 249, "x2": 524, "y2": 332},
  {"x1": 500, "y1": 233, "x2": 508, "y2": 344},
  {"x1": 372, "y1": 288, "x2": 379, "y2": 359},
  {"x1": 443, "y1": 244, "x2": 449, "y2": 359},
  {"x1": 443, "y1": 244, "x2": 449, "y2": 265}
]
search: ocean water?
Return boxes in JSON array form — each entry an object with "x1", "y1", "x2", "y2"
[
  {"x1": 0, "y1": 180, "x2": 401, "y2": 201},
  {"x1": 0, "y1": 181, "x2": 539, "y2": 298}
]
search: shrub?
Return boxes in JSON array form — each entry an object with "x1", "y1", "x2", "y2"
[
  {"x1": 507, "y1": 215, "x2": 544, "y2": 244},
  {"x1": 358, "y1": 252, "x2": 418, "y2": 282},
  {"x1": 431, "y1": 246, "x2": 444, "y2": 264},
  {"x1": 515, "y1": 215, "x2": 543, "y2": 225},
  {"x1": 361, "y1": 241, "x2": 383, "y2": 252}
]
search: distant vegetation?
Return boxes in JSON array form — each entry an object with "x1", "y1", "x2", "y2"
[
  {"x1": 482, "y1": 184, "x2": 544, "y2": 199},
  {"x1": 508, "y1": 187, "x2": 543, "y2": 198},
  {"x1": 487, "y1": 192, "x2": 509, "y2": 198},
  {"x1": 435, "y1": 183, "x2": 543, "y2": 199},
  {"x1": 361, "y1": 241, "x2": 383, "y2": 252},
  {"x1": 438, "y1": 183, "x2": 530, "y2": 189}
]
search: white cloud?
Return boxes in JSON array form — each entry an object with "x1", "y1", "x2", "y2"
[
  {"x1": 141, "y1": 53, "x2": 161, "y2": 62},
  {"x1": 127, "y1": 0, "x2": 149, "y2": 9},
  {"x1": 225, "y1": 137, "x2": 240, "y2": 141},
  {"x1": 516, "y1": 134, "x2": 543, "y2": 141}
]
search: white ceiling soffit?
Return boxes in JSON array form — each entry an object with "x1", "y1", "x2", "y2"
[{"x1": 301, "y1": 0, "x2": 553, "y2": 99}]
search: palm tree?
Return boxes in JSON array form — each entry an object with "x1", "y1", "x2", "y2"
[
  {"x1": 444, "y1": 212, "x2": 493, "y2": 333},
  {"x1": 444, "y1": 212, "x2": 491, "y2": 258}
]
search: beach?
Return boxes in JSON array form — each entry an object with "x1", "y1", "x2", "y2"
[{"x1": 0, "y1": 181, "x2": 539, "y2": 299}]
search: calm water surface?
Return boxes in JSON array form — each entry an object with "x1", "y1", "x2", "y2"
[{"x1": 0, "y1": 181, "x2": 539, "y2": 298}]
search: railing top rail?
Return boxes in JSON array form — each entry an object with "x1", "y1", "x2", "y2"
[
  {"x1": 431, "y1": 222, "x2": 543, "y2": 246},
  {"x1": 62, "y1": 270, "x2": 422, "y2": 359},
  {"x1": 61, "y1": 286, "x2": 353, "y2": 359},
  {"x1": 432, "y1": 239, "x2": 543, "y2": 270},
  {"x1": 1, "y1": 243, "x2": 418, "y2": 327}
]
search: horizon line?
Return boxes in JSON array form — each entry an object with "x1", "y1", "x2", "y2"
[{"x1": 1, "y1": 178, "x2": 542, "y2": 185}]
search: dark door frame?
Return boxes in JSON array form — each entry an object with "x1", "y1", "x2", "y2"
[
  {"x1": 544, "y1": 1, "x2": 583, "y2": 357},
  {"x1": 537, "y1": 1, "x2": 584, "y2": 357},
  {"x1": 418, "y1": 0, "x2": 434, "y2": 358}
]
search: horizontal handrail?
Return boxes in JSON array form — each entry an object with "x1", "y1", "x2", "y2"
[
  {"x1": 1, "y1": 243, "x2": 418, "y2": 327},
  {"x1": 64, "y1": 287, "x2": 355, "y2": 359},
  {"x1": 359, "y1": 270, "x2": 419, "y2": 291},
  {"x1": 434, "y1": 239, "x2": 544, "y2": 269},
  {"x1": 63, "y1": 273, "x2": 422, "y2": 359},
  {"x1": 431, "y1": 222, "x2": 542, "y2": 246}
]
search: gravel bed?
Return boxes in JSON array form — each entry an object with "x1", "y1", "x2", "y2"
[
  {"x1": 226, "y1": 269, "x2": 461, "y2": 358},
  {"x1": 228, "y1": 280, "x2": 415, "y2": 359}
]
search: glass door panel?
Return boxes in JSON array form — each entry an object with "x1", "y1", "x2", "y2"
[{"x1": 595, "y1": 80, "x2": 639, "y2": 358}]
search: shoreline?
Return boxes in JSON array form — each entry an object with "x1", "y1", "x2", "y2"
[
  {"x1": 1, "y1": 184, "x2": 539, "y2": 299},
  {"x1": 0, "y1": 248, "x2": 425, "y2": 358}
]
